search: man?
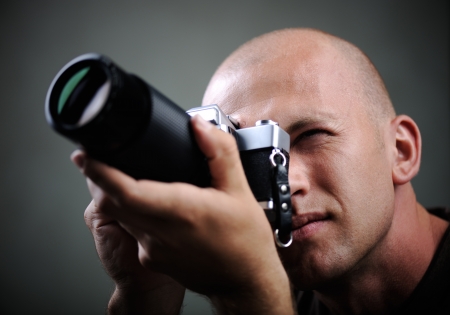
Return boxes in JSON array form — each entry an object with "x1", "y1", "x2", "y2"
[{"x1": 72, "y1": 28, "x2": 450, "y2": 314}]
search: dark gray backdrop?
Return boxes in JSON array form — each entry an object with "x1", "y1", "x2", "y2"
[{"x1": 0, "y1": 1, "x2": 448, "y2": 314}]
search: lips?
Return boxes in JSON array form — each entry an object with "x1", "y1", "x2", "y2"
[
  {"x1": 291, "y1": 212, "x2": 330, "y2": 239},
  {"x1": 292, "y1": 212, "x2": 329, "y2": 229}
]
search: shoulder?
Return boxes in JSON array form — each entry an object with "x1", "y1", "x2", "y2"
[{"x1": 396, "y1": 207, "x2": 450, "y2": 314}]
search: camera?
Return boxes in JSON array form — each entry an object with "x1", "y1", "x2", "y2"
[
  {"x1": 45, "y1": 53, "x2": 292, "y2": 246},
  {"x1": 187, "y1": 105, "x2": 290, "y2": 224}
]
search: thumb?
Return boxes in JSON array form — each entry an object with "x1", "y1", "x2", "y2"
[{"x1": 191, "y1": 115, "x2": 250, "y2": 194}]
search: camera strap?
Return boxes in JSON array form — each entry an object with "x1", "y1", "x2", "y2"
[{"x1": 270, "y1": 149, "x2": 293, "y2": 248}]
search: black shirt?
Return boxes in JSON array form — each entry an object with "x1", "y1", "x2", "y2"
[{"x1": 296, "y1": 207, "x2": 450, "y2": 315}]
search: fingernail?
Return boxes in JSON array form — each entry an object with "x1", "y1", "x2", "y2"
[
  {"x1": 192, "y1": 114, "x2": 213, "y2": 131},
  {"x1": 71, "y1": 150, "x2": 85, "y2": 169}
]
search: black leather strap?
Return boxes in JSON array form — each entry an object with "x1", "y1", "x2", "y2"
[{"x1": 271, "y1": 161, "x2": 293, "y2": 246}]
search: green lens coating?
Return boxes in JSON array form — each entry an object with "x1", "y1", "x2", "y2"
[{"x1": 58, "y1": 67, "x2": 90, "y2": 114}]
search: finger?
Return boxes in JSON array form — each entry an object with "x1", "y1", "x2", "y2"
[
  {"x1": 86, "y1": 178, "x2": 107, "y2": 206},
  {"x1": 191, "y1": 115, "x2": 250, "y2": 194},
  {"x1": 71, "y1": 150, "x2": 205, "y2": 229},
  {"x1": 84, "y1": 200, "x2": 98, "y2": 232},
  {"x1": 84, "y1": 199, "x2": 116, "y2": 232},
  {"x1": 71, "y1": 150, "x2": 138, "y2": 205}
]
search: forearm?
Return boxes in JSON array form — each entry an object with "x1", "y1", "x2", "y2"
[{"x1": 108, "y1": 283, "x2": 185, "y2": 315}]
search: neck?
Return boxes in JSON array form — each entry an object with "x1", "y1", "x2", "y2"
[{"x1": 315, "y1": 183, "x2": 448, "y2": 315}]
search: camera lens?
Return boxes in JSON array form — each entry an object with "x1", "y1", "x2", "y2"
[
  {"x1": 57, "y1": 65, "x2": 110, "y2": 126},
  {"x1": 46, "y1": 54, "x2": 151, "y2": 152},
  {"x1": 46, "y1": 53, "x2": 211, "y2": 186}
]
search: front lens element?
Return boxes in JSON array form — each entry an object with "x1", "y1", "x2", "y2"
[
  {"x1": 57, "y1": 65, "x2": 109, "y2": 126},
  {"x1": 58, "y1": 67, "x2": 90, "y2": 114}
]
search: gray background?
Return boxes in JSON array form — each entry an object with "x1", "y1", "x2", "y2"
[{"x1": 0, "y1": 1, "x2": 448, "y2": 314}]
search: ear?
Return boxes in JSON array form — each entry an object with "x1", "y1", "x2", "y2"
[{"x1": 390, "y1": 115, "x2": 422, "y2": 185}]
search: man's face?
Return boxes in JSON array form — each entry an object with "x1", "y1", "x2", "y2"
[{"x1": 203, "y1": 50, "x2": 396, "y2": 289}]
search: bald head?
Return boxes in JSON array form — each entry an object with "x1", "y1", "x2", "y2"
[{"x1": 204, "y1": 28, "x2": 395, "y2": 125}]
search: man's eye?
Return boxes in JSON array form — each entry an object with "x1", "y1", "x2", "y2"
[
  {"x1": 301, "y1": 129, "x2": 324, "y2": 138},
  {"x1": 292, "y1": 129, "x2": 330, "y2": 147},
  {"x1": 298, "y1": 129, "x2": 329, "y2": 140}
]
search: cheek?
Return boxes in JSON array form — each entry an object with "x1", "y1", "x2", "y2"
[
  {"x1": 306, "y1": 141, "x2": 394, "y2": 236},
  {"x1": 307, "y1": 137, "x2": 393, "y2": 208},
  {"x1": 285, "y1": 140, "x2": 396, "y2": 286},
  {"x1": 317, "y1": 143, "x2": 395, "y2": 252}
]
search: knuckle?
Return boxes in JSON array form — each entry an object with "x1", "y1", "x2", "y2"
[{"x1": 83, "y1": 202, "x2": 96, "y2": 228}]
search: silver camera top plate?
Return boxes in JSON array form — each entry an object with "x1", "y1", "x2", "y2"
[{"x1": 187, "y1": 104, "x2": 290, "y2": 153}]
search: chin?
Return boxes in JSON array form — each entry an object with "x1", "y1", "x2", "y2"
[
  {"x1": 285, "y1": 264, "x2": 337, "y2": 291},
  {"x1": 280, "y1": 244, "x2": 352, "y2": 291}
]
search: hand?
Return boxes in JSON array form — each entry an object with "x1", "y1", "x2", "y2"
[
  {"x1": 73, "y1": 115, "x2": 294, "y2": 314},
  {"x1": 83, "y1": 197, "x2": 184, "y2": 313}
]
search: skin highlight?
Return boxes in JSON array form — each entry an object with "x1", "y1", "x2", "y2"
[{"x1": 202, "y1": 28, "x2": 448, "y2": 314}]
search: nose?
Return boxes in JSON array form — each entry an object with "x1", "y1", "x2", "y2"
[{"x1": 288, "y1": 159, "x2": 311, "y2": 212}]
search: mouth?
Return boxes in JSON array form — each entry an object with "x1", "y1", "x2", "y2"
[{"x1": 291, "y1": 212, "x2": 330, "y2": 240}]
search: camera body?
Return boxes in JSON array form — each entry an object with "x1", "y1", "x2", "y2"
[
  {"x1": 187, "y1": 105, "x2": 290, "y2": 222},
  {"x1": 45, "y1": 53, "x2": 291, "y2": 238}
]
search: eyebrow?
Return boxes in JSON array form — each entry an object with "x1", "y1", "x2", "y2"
[
  {"x1": 284, "y1": 112, "x2": 340, "y2": 135},
  {"x1": 285, "y1": 118, "x2": 317, "y2": 134}
]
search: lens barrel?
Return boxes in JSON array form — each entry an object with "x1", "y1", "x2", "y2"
[{"x1": 46, "y1": 53, "x2": 210, "y2": 186}]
